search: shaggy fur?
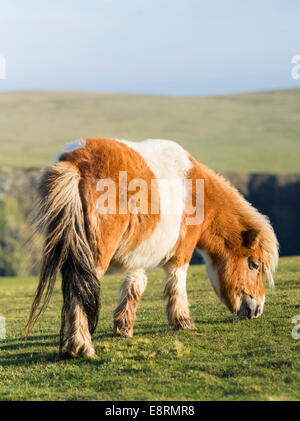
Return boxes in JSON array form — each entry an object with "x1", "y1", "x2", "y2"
[
  {"x1": 26, "y1": 137, "x2": 279, "y2": 358},
  {"x1": 164, "y1": 263, "x2": 195, "y2": 329},
  {"x1": 25, "y1": 162, "x2": 100, "y2": 357},
  {"x1": 113, "y1": 269, "x2": 147, "y2": 338},
  {"x1": 189, "y1": 158, "x2": 279, "y2": 285},
  {"x1": 65, "y1": 302, "x2": 95, "y2": 358}
]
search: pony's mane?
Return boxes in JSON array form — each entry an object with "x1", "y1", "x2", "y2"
[{"x1": 202, "y1": 165, "x2": 279, "y2": 286}]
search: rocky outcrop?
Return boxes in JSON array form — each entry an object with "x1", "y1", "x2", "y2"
[{"x1": 0, "y1": 169, "x2": 42, "y2": 276}]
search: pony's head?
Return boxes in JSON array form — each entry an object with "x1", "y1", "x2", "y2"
[
  {"x1": 221, "y1": 229, "x2": 267, "y2": 319},
  {"x1": 203, "y1": 224, "x2": 278, "y2": 320},
  {"x1": 193, "y1": 163, "x2": 279, "y2": 321}
]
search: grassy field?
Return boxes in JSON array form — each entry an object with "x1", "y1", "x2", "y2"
[
  {"x1": 1, "y1": 89, "x2": 300, "y2": 173},
  {"x1": 0, "y1": 256, "x2": 299, "y2": 401}
]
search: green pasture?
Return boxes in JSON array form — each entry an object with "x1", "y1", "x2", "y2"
[{"x1": 0, "y1": 256, "x2": 299, "y2": 401}]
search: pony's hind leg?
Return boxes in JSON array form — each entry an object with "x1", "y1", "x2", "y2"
[
  {"x1": 65, "y1": 300, "x2": 95, "y2": 358},
  {"x1": 113, "y1": 269, "x2": 147, "y2": 338},
  {"x1": 59, "y1": 256, "x2": 101, "y2": 359},
  {"x1": 163, "y1": 263, "x2": 195, "y2": 330}
]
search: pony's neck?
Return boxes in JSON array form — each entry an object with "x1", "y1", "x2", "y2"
[
  {"x1": 195, "y1": 162, "x2": 245, "y2": 258},
  {"x1": 193, "y1": 162, "x2": 245, "y2": 298},
  {"x1": 190, "y1": 157, "x2": 278, "y2": 289}
]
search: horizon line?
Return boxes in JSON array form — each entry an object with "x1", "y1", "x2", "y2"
[{"x1": 0, "y1": 86, "x2": 299, "y2": 99}]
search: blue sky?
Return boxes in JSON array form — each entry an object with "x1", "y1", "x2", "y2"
[{"x1": 0, "y1": 0, "x2": 299, "y2": 95}]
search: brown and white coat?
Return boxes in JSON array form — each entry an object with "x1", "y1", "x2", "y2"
[{"x1": 26, "y1": 137, "x2": 279, "y2": 358}]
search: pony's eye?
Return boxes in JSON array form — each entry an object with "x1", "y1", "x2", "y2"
[{"x1": 248, "y1": 259, "x2": 260, "y2": 270}]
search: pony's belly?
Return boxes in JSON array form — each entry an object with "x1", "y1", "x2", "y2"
[{"x1": 110, "y1": 210, "x2": 183, "y2": 272}]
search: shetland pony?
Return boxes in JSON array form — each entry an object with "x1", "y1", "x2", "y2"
[{"x1": 26, "y1": 138, "x2": 279, "y2": 358}]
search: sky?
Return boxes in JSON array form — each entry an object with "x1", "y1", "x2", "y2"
[{"x1": 0, "y1": 0, "x2": 300, "y2": 96}]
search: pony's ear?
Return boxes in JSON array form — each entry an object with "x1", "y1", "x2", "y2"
[{"x1": 242, "y1": 229, "x2": 260, "y2": 249}]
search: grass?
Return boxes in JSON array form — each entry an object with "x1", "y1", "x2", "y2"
[
  {"x1": 1, "y1": 89, "x2": 300, "y2": 172},
  {"x1": 0, "y1": 256, "x2": 299, "y2": 401}
]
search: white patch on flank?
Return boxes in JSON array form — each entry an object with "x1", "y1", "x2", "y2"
[
  {"x1": 198, "y1": 250, "x2": 222, "y2": 301},
  {"x1": 116, "y1": 139, "x2": 194, "y2": 270},
  {"x1": 55, "y1": 139, "x2": 86, "y2": 163}
]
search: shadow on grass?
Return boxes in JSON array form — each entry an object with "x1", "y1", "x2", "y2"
[
  {"x1": 0, "y1": 318, "x2": 235, "y2": 368},
  {"x1": 0, "y1": 351, "x2": 57, "y2": 367},
  {"x1": 0, "y1": 331, "x2": 143, "y2": 367},
  {"x1": 0, "y1": 347, "x2": 110, "y2": 367},
  {"x1": 0, "y1": 333, "x2": 59, "y2": 351},
  {"x1": 194, "y1": 317, "x2": 235, "y2": 325},
  {"x1": 0, "y1": 341, "x2": 60, "y2": 352},
  {"x1": 94, "y1": 323, "x2": 169, "y2": 340}
]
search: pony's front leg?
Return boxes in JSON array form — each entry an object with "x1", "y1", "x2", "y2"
[
  {"x1": 65, "y1": 300, "x2": 96, "y2": 358},
  {"x1": 164, "y1": 263, "x2": 195, "y2": 330},
  {"x1": 113, "y1": 269, "x2": 147, "y2": 338}
]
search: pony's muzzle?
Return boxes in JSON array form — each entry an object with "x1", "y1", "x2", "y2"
[{"x1": 236, "y1": 294, "x2": 264, "y2": 320}]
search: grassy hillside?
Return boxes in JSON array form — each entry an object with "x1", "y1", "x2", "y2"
[
  {"x1": 0, "y1": 256, "x2": 299, "y2": 401},
  {"x1": 1, "y1": 89, "x2": 300, "y2": 173}
]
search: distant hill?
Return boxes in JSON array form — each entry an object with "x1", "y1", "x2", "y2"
[{"x1": 0, "y1": 89, "x2": 300, "y2": 172}]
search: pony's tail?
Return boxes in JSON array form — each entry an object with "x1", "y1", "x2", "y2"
[{"x1": 25, "y1": 161, "x2": 100, "y2": 344}]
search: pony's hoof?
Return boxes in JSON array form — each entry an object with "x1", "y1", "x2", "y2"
[
  {"x1": 80, "y1": 346, "x2": 96, "y2": 359},
  {"x1": 114, "y1": 321, "x2": 133, "y2": 338},
  {"x1": 173, "y1": 318, "x2": 196, "y2": 330},
  {"x1": 66, "y1": 341, "x2": 96, "y2": 359}
]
